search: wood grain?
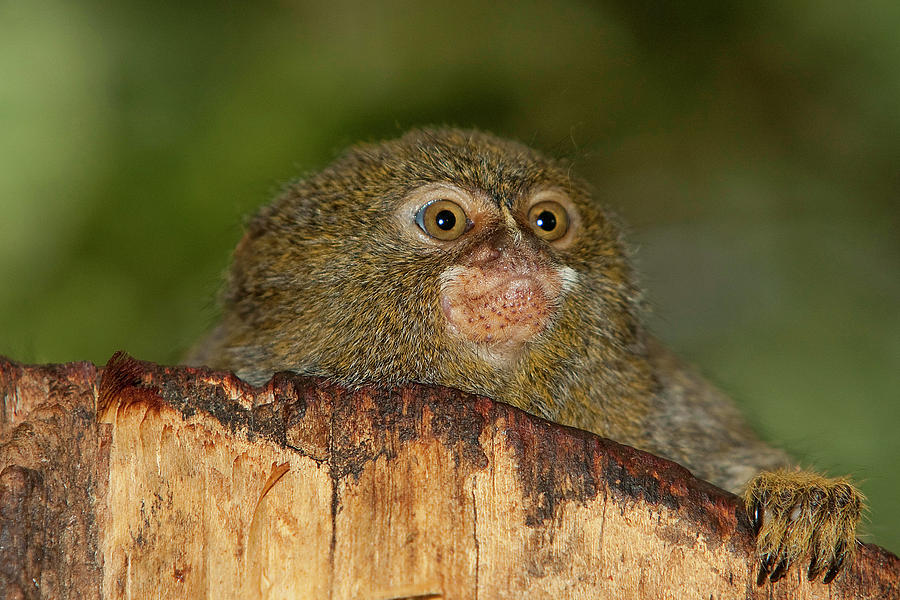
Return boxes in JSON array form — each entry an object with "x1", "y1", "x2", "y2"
[{"x1": 1, "y1": 353, "x2": 897, "y2": 599}]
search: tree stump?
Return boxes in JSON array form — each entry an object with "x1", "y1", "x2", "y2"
[{"x1": 1, "y1": 353, "x2": 897, "y2": 599}]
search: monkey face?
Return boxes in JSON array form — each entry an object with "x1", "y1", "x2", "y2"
[
  {"x1": 215, "y1": 128, "x2": 639, "y2": 392},
  {"x1": 395, "y1": 182, "x2": 580, "y2": 364}
]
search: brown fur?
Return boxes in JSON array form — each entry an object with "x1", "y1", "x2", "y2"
[{"x1": 188, "y1": 127, "x2": 863, "y2": 584}]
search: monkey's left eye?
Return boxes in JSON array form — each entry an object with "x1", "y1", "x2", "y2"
[
  {"x1": 415, "y1": 199, "x2": 470, "y2": 241},
  {"x1": 528, "y1": 200, "x2": 569, "y2": 241}
]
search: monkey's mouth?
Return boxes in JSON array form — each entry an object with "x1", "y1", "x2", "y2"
[{"x1": 440, "y1": 268, "x2": 559, "y2": 352}]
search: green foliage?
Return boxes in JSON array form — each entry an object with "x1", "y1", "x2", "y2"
[{"x1": 1, "y1": 0, "x2": 897, "y2": 550}]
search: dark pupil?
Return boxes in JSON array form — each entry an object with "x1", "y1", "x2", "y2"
[
  {"x1": 535, "y1": 210, "x2": 556, "y2": 231},
  {"x1": 435, "y1": 209, "x2": 456, "y2": 230}
]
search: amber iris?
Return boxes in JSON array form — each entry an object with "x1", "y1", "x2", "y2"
[
  {"x1": 527, "y1": 200, "x2": 569, "y2": 241},
  {"x1": 416, "y1": 199, "x2": 469, "y2": 240}
]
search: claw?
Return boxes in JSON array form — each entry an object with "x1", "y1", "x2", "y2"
[
  {"x1": 823, "y1": 542, "x2": 848, "y2": 584},
  {"x1": 751, "y1": 502, "x2": 763, "y2": 534},
  {"x1": 757, "y1": 553, "x2": 777, "y2": 586},
  {"x1": 770, "y1": 558, "x2": 791, "y2": 583},
  {"x1": 808, "y1": 551, "x2": 823, "y2": 582},
  {"x1": 823, "y1": 561, "x2": 843, "y2": 584}
]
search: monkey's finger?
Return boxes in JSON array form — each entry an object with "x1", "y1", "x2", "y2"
[
  {"x1": 807, "y1": 544, "x2": 824, "y2": 582},
  {"x1": 822, "y1": 541, "x2": 849, "y2": 584}
]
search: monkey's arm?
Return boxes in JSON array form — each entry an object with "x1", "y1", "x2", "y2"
[
  {"x1": 640, "y1": 337, "x2": 790, "y2": 491},
  {"x1": 641, "y1": 337, "x2": 863, "y2": 584}
]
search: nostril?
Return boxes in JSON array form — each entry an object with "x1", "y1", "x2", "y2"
[
  {"x1": 487, "y1": 234, "x2": 507, "y2": 258},
  {"x1": 468, "y1": 239, "x2": 504, "y2": 266}
]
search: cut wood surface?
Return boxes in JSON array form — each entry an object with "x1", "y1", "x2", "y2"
[{"x1": 1, "y1": 354, "x2": 897, "y2": 599}]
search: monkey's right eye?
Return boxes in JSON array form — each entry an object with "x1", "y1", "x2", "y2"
[{"x1": 415, "y1": 199, "x2": 470, "y2": 241}]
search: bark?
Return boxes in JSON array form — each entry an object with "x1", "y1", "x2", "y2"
[{"x1": 1, "y1": 353, "x2": 897, "y2": 600}]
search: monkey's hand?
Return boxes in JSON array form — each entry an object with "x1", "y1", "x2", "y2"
[{"x1": 744, "y1": 469, "x2": 863, "y2": 585}]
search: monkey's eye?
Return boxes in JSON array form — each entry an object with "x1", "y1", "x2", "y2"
[
  {"x1": 527, "y1": 200, "x2": 569, "y2": 241},
  {"x1": 415, "y1": 199, "x2": 470, "y2": 241}
]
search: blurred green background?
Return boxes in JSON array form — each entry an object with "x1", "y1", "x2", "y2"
[{"x1": 1, "y1": 1, "x2": 897, "y2": 550}]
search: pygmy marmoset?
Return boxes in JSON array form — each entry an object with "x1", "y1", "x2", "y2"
[{"x1": 189, "y1": 127, "x2": 863, "y2": 585}]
